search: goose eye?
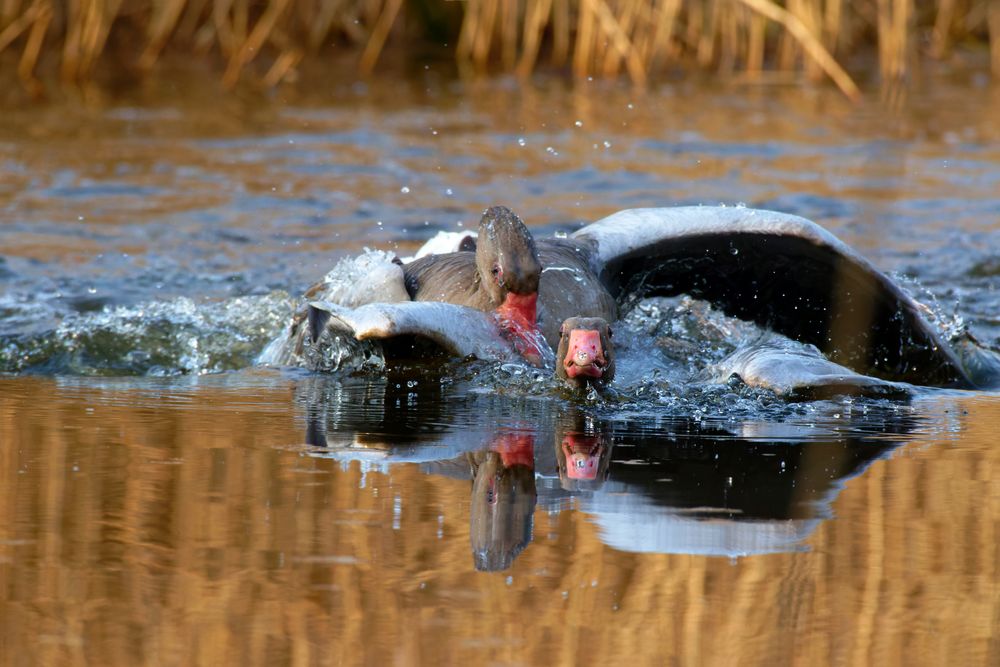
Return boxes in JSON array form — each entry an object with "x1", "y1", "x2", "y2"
[{"x1": 606, "y1": 327, "x2": 613, "y2": 339}]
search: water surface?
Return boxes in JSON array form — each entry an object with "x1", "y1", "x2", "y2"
[{"x1": 1, "y1": 72, "x2": 999, "y2": 664}]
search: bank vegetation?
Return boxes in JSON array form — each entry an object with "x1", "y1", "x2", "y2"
[{"x1": 0, "y1": 0, "x2": 998, "y2": 99}]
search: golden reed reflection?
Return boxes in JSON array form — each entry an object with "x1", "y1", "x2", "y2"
[{"x1": 0, "y1": 377, "x2": 997, "y2": 665}]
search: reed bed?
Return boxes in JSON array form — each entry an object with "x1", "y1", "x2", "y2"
[{"x1": 0, "y1": 0, "x2": 997, "y2": 99}]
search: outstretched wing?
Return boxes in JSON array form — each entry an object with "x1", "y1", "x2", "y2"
[
  {"x1": 713, "y1": 339, "x2": 911, "y2": 400},
  {"x1": 308, "y1": 300, "x2": 520, "y2": 362},
  {"x1": 574, "y1": 207, "x2": 971, "y2": 387}
]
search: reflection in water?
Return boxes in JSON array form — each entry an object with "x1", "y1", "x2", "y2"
[
  {"x1": 578, "y1": 421, "x2": 900, "y2": 557},
  {"x1": 467, "y1": 433, "x2": 537, "y2": 572},
  {"x1": 301, "y1": 373, "x2": 910, "y2": 567},
  {"x1": 1, "y1": 375, "x2": 998, "y2": 665},
  {"x1": 555, "y1": 415, "x2": 613, "y2": 490}
]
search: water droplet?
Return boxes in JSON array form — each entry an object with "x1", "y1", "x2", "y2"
[
  {"x1": 603, "y1": 141, "x2": 611, "y2": 148},
  {"x1": 574, "y1": 120, "x2": 583, "y2": 127},
  {"x1": 445, "y1": 188, "x2": 453, "y2": 196},
  {"x1": 546, "y1": 146, "x2": 558, "y2": 155},
  {"x1": 730, "y1": 246, "x2": 739, "y2": 256},
  {"x1": 400, "y1": 186, "x2": 410, "y2": 194},
  {"x1": 517, "y1": 137, "x2": 526, "y2": 146}
]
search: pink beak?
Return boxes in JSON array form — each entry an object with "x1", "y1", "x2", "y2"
[{"x1": 563, "y1": 329, "x2": 606, "y2": 378}]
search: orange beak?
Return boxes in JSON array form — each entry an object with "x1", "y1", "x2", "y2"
[
  {"x1": 492, "y1": 433, "x2": 535, "y2": 468},
  {"x1": 496, "y1": 292, "x2": 542, "y2": 366}
]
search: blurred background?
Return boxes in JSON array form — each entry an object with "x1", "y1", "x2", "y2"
[{"x1": 0, "y1": 0, "x2": 998, "y2": 99}]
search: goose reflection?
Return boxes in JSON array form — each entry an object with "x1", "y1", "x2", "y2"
[
  {"x1": 467, "y1": 431, "x2": 536, "y2": 571},
  {"x1": 298, "y1": 374, "x2": 917, "y2": 568},
  {"x1": 554, "y1": 415, "x2": 614, "y2": 491}
]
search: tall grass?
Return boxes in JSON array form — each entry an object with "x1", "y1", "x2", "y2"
[{"x1": 0, "y1": 0, "x2": 997, "y2": 99}]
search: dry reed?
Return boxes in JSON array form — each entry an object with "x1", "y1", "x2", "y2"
[{"x1": 0, "y1": 0, "x2": 996, "y2": 98}]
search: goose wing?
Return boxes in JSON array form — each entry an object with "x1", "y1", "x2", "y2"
[
  {"x1": 308, "y1": 300, "x2": 519, "y2": 362},
  {"x1": 574, "y1": 207, "x2": 971, "y2": 387}
]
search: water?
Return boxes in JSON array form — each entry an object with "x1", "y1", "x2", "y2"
[{"x1": 1, "y1": 71, "x2": 999, "y2": 664}]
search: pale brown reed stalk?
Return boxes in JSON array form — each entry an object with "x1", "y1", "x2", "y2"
[
  {"x1": 222, "y1": 0, "x2": 292, "y2": 87},
  {"x1": 590, "y1": 0, "x2": 646, "y2": 84},
  {"x1": 516, "y1": 0, "x2": 553, "y2": 77},
  {"x1": 358, "y1": 0, "x2": 400, "y2": 74},
  {"x1": 643, "y1": 0, "x2": 681, "y2": 70},
  {"x1": 876, "y1": 0, "x2": 912, "y2": 81},
  {"x1": 474, "y1": 0, "x2": 500, "y2": 69},
  {"x1": 62, "y1": 0, "x2": 124, "y2": 82},
  {"x1": 16, "y1": 0, "x2": 49, "y2": 92},
  {"x1": 790, "y1": 0, "x2": 823, "y2": 81},
  {"x1": 0, "y1": 0, "x2": 43, "y2": 54},
  {"x1": 745, "y1": 9, "x2": 765, "y2": 76},
  {"x1": 823, "y1": 0, "x2": 842, "y2": 53},
  {"x1": 140, "y1": 0, "x2": 188, "y2": 70},
  {"x1": 573, "y1": 0, "x2": 596, "y2": 78},
  {"x1": 737, "y1": 0, "x2": 861, "y2": 100},
  {"x1": 500, "y1": 0, "x2": 518, "y2": 70},
  {"x1": 930, "y1": 0, "x2": 955, "y2": 58},
  {"x1": 551, "y1": 0, "x2": 570, "y2": 66}
]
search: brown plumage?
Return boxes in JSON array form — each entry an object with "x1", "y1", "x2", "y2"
[
  {"x1": 404, "y1": 206, "x2": 540, "y2": 310},
  {"x1": 536, "y1": 243, "x2": 618, "y2": 347},
  {"x1": 404, "y1": 206, "x2": 618, "y2": 353}
]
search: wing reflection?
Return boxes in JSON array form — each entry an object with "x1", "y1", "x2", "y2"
[{"x1": 298, "y1": 374, "x2": 916, "y2": 569}]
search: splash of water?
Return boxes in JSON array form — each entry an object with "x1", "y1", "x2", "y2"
[
  {"x1": 0, "y1": 292, "x2": 294, "y2": 376},
  {"x1": 310, "y1": 249, "x2": 409, "y2": 307},
  {"x1": 891, "y1": 272, "x2": 967, "y2": 341}
]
